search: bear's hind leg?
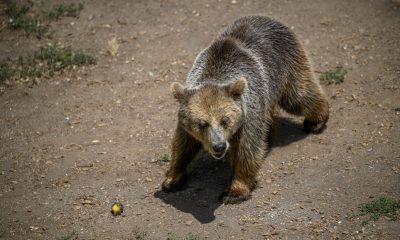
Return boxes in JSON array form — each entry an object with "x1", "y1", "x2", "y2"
[
  {"x1": 162, "y1": 127, "x2": 201, "y2": 192},
  {"x1": 279, "y1": 74, "x2": 329, "y2": 134},
  {"x1": 302, "y1": 94, "x2": 329, "y2": 134}
]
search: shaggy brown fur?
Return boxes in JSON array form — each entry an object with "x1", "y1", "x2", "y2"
[{"x1": 162, "y1": 16, "x2": 329, "y2": 204}]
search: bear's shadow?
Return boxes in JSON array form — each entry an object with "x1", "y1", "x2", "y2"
[
  {"x1": 154, "y1": 151, "x2": 231, "y2": 223},
  {"x1": 154, "y1": 117, "x2": 307, "y2": 223},
  {"x1": 273, "y1": 117, "x2": 308, "y2": 147}
]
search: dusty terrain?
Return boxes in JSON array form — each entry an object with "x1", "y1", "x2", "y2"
[{"x1": 0, "y1": 0, "x2": 399, "y2": 239}]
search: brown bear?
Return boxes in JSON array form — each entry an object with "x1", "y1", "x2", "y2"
[{"x1": 161, "y1": 16, "x2": 329, "y2": 204}]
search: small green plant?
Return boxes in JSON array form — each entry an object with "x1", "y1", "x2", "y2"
[
  {"x1": 32, "y1": 45, "x2": 96, "y2": 76},
  {"x1": 0, "y1": 63, "x2": 15, "y2": 83},
  {"x1": 131, "y1": 229, "x2": 201, "y2": 240},
  {"x1": 358, "y1": 197, "x2": 400, "y2": 225},
  {"x1": 47, "y1": 3, "x2": 84, "y2": 21},
  {"x1": 5, "y1": 0, "x2": 50, "y2": 38},
  {"x1": 133, "y1": 228, "x2": 147, "y2": 240},
  {"x1": 167, "y1": 232, "x2": 201, "y2": 240},
  {"x1": 160, "y1": 154, "x2": 171, "y2": 163},
  {"x1": 58, "y1": 230, "x2": 79, "y2": 240},
  {"x1": 0, "y1": 45, "x2": 96, "y2": 84},
  {"x1": 319, "y1": 66, "x2": 347, "y2": 85},
  {"x1": 4, "y1": 0, "x2": 29, "y2": 18},
  {"x1": 4, "y1": 1, "x2": 84, "y2": 38},
  {"x1": 183, "y1": 233, "x2": 201, "y2": 240}
]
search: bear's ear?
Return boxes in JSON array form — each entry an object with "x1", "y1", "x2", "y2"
[
  {"x1": 171, "y1": 82, "x2": 185, "y2": 102},
  {"x1": 229, "y1": 77, "x2": 247, "y2": 98}
]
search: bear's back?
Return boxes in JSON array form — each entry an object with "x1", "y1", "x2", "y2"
[{"x1": 186, "y1": 16, "x2": 304, "y2": 104}]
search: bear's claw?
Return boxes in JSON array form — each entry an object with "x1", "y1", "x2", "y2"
[
  {"x1": 303, "y1": 119, "x2": 327, "y2": 134},
  {"x1": 161, "y1": 175, "x2": 187, "y2": 193},
  {"x1": 218, "y1": 191, "x2": 251, "y2": 204}
]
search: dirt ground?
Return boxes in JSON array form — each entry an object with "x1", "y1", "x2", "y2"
[{"x1": 1, "y1": 0, "x2": 399, "y2": 239}]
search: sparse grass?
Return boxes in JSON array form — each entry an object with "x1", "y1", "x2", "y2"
[
  {"x1": 133, "y1": 227, "x2": 147, "y2": 240},
  {"x1": 167, "y1": 232, "x2": 202, "y2": 240},
  {"x1": 47, "y1": 2, "x2": 84, "y2": 21},
  {"x1": 2, "y1": 1, "x2": 93, "y2": 85},
  {"x1": 319, "y1": 66, "x2": 347, "y2": 85},
  {"x1": 58, "y1": 230, "x2": 79, "y2": 240},
  {"x1": 358, "y1": 197, "x2": 400, "y2": 225},
  {"x1": 32, "y1": 45, "x2": 96, "y2": 76},
  {"x1": 131, "y1": 228, "x2": 201, "y2": 240},
  {"x1": 348, "y1": 197, "x2": 400, "y2": 225},
  {"x1": 0, "y1": 45, "x2": 96, "y2": 84},
  {"x1": 5, "y1": 0, "x2": 50, "y2": 38},
  {"x1": 182, "y1": 233, "x2": 201, "y2": 240},
  {"x1": 0, "y1": 63, "x2": 15, "y2": 83},
  {"x1": 4, "y1": 1, "x2": 84, "y2": 38},
  {"x1": 160, "y1": 154, "x2": 171, "y2": 163}
]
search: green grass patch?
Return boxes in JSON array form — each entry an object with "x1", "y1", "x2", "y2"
[
  {"x1": 0, "y1": 63, "x2": 15, "y2": 83},
  {"x1": 319, "y1": 66, "x2": 347, "y2": 85},
  {"x1": 57, "y1": 230, "x2": 79, "y2": 240},
  {"x1": 5, "y1": 0, "x2": 50, "y2": 38},
  {"x1": 160, "y1": 154, "x2": 171, "y2": 163},
  {"x1": 358, "y1": 197, "x2": 400, "y2": 225},
  {"x1": 182, "y1": 233, "x2": 201, "y2": 240},
  {"x1": 0, "y1": 45, "x2": 96, "y2": 84},
  {"x1": 32, "y1": 45, "x2": 96, "y2": 75},
  {"x1": 131, "y1": 227, "x2": 201, "y2": 240},
  {"x1": 4, "y1": 1, "x2": 84, "y2": 38},
  {"x1": 47, "y1": 2, "x2": 84, "y2": 21},
  {"x1": 133, "y1": 227, "x2": 147, "y2": 240},
  {"x1": 167, "y1": 232, "x2": 201, "y2": 240}
]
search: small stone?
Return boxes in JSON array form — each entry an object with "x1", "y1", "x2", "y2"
[
  {"x1": 29, "y1": 226, "x2": 40, "y2": 231},
  {"x1": 185, "y1": 220, "x2": 193, "y2": 225}
]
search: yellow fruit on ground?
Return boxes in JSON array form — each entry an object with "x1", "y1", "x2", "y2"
[{"x1": 111, "y1": 202, "x2": 123, "y2": 216}]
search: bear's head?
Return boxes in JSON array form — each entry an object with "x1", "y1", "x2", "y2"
[{"x1": 171, "y1": 78, "x2": 247, "y2": 159}]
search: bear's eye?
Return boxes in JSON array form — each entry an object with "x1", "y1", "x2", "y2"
[
  {"x1": 198, "y1": 121, "x2": 209, "y2": 129},
  {"x1": 220, "y1": 116, "x2": 230, "y2": 127}
]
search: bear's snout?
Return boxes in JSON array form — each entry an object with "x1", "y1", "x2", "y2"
[{"x1": 212, "y1": 142, "x2": 227, "y2": 153}]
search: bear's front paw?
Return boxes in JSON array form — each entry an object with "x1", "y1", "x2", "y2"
[
  {"x1": 303, "y1": 119, "x2": 327, "y2": 134},
  {"x1": 161, "y1": 174, "x2": 187, "y2": 193},
  {"x1": 218, "y1": 190, "x2": 251, "y2": 204}
]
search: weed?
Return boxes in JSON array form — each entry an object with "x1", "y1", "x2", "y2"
[
  {"x1": 0, "y1": 63, "x2": 15, "y2": 83},
  {"x1": 0, "y1": 45, "x2": 96, "y2": 84},
  {"x1": 319, "y1": 66, "x2": 347, "y2": 85},
  {"x1": 131, "y1": 228, "x2": 201, "y2": 240},
  {"x1": 160, "y1": 154, "x2": 171, "y2": 163},
  {"x1": 4, "y1": 0, "x2": 29, "y2": 18},
  {"x1": 133, "y1": 228, "x2": 147, "y2": 240},
  {"x1": 47, "y1": 3, "x2": 84, "y2": 21},
  {"x1": 5, "y1": 0, "x2": 50, "y2": 38},
  {"x1": 358, "y1": 197, "x2": 400, "y2": 225},
  {"x1": 167, "y1": 232, "x2": 201, "y2": 240},
  {"x1": 183, "y1": 232, "x2": 201, "y2": 240},
  {"x1": 4, "y1": 1, "x2": 84, "y2": 38},
  {"x1": 32, "y1": 45, "x2": 96, "y2": 76},
  {"x1": 58, "y1": 230, "x2": 79, "y2": 240}
]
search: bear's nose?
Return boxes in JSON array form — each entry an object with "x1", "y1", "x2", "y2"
[{"x1": 213, "y1": 142, "x2": 227, "y2": 153}]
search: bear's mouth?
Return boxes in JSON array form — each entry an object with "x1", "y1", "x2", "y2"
[
  {"x1": 211, "y1": 152, "x2": 225, "y2": 159},
  {"x1": 209, "y1": 142, "x2": 229, "y2": 160}
]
